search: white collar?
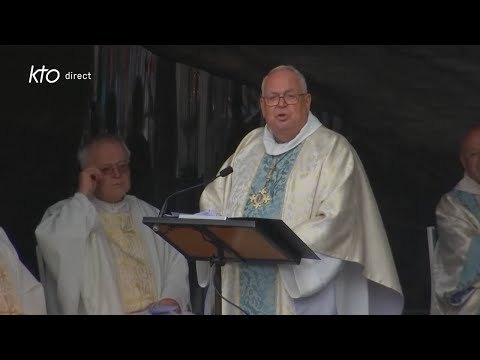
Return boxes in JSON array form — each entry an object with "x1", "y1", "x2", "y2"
[
  {"x1": 455, "y1": 174, "x2": 480, "y2": 195},
  {"x1": 263, "y1": 112, "x2": 322, "y2": 155},
  {"x1": 91, "y1": 196, "x2": 129, "y2": 213}
]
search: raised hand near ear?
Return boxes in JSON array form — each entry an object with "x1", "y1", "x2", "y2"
[{"x1": 78, "y1": 167, "x2": 103, "y2": 197}]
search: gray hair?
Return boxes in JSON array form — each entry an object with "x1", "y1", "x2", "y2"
[
  {"x1": 78, "y1": 133, "x2": 131, "y2": 169},
  {"x1": 261, "y1": 65, "x2": 308, "y2": 95}
]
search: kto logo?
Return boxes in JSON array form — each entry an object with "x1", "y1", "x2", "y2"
[{"x1": 28, "y1": 65, "x2": 60, "y2": 84}]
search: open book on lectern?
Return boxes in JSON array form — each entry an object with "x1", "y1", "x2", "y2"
[{"x1": 142, "y1": 216, "x2": 320, "y2": 265}]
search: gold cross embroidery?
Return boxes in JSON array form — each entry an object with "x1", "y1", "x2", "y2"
[{"x1": 249, "y1": 187, "x2": 272, "y2": 209}]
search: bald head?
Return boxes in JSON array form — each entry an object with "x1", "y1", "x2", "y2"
[
  {"x1": 78, "y1": 134, "x2": 130, "y2": 169},
  {"x1": 460, "y1": 125, "x2": 480, "y2": 184},
  {"x1": 260, "y1": 65, "x2": 311, "y2": 143}
]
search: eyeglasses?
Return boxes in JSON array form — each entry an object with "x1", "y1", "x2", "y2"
[
  {"x1": 100, "y1": 161, "x2": 130, "y2": 177},
  {"x1": 262, "y1": 93, "x2": 307, "y2": 107}
]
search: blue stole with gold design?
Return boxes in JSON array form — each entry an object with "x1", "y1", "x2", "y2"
[{"x1": 239, "y1": 144, "x2": 302, "y2": 315}]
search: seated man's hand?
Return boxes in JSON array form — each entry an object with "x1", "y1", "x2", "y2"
[{"x1": 157, "y1": 298, "x2": 181, "y2": 314}]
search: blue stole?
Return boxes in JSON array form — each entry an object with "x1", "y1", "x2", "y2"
[{"x1": 239, "y1": 145, "x2": 302, "y2": 315}]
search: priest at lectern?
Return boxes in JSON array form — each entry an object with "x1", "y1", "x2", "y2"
[{"x1": 196, "y1": 65, "x2": 403, "y2": 315}]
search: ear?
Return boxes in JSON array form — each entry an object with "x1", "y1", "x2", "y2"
[
  {"x1": 260, "y1": 97, "x2": 267, "y2": 118},
  {"x1": 460, "y1": 154, "x2": 467, "y2": 170},
  {"x1": 305, "y1": 93, "x2": 312, "y2": 110}
]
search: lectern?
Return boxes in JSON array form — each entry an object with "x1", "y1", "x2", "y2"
[{"x1": 143, "y1": 216, "x2": 320, "y2": 314}]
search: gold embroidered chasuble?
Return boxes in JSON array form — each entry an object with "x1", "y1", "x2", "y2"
[
  {"x1": 98, "y1": 210, "x2": 157, "y2": 313},
  {"x1": 200, "y1": 125, "x2": 403, "y2": 314},
  {"x1": 0, "y1": 259, "x2": 22, "y2": 314}
]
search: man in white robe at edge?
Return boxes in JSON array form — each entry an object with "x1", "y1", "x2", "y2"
[
  {"x1": 197, "y1": 65, "x2": 404, "y2": 315},
  {"x1": 433, "y1": 124, "x2": 480, "y2": 314},
  {"x1": 35, "y1": 134, "x2": 190, "y2": 315},
  {"x1": 0, "y1": 227, "x2": 46, "y2": 314}
]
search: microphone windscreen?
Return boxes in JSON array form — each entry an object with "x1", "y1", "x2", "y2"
[{"x1": 219, "y1": 166, "x2": 233, "y2": 177}]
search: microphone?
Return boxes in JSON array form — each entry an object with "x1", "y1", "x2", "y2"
[{"x1": 158, "y1": 166, "x2": 233, "y2": 217}]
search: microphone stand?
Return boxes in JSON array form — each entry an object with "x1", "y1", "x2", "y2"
[
  {"x1": 156, "y1": 165, "x2": 234, "y2": 314},
  {"x1": 158, "y1": 183, "x2": 205, "y2": 217},
  {"x1": 158, "y1": 166, "x2": 233, "y2": 217}
]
